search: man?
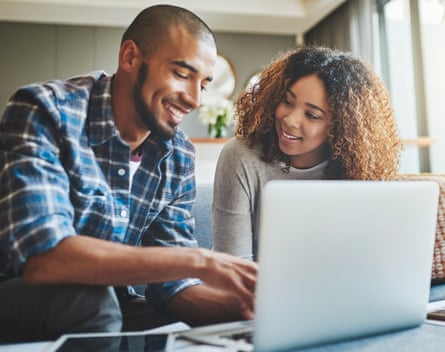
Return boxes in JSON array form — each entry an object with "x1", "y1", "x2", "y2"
[{"x1": 0, "y1": 5, "x2": 257, "y2": 342}]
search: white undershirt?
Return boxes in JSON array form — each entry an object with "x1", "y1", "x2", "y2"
[{"x1": 129, "y1": 159, "x2": 141, "y2": 190}]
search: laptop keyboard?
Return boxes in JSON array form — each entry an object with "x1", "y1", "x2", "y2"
[
  {"x1": 178, "y1": 321, "x2": 254, "y2": 351},
  {"x1": 222, "y1": 329, "x2": 254, "y2": 345}
]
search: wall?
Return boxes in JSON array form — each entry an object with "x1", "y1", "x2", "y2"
[{"x1": 0, "y1": 22, "x2": 295, "y2": 138}]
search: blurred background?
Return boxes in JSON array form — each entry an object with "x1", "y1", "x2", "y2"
[{"x1": 1, "y1": 0, "x2": 444, "y2": 175}]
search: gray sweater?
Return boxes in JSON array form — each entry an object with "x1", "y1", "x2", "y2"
[{"x1": 212, "y1": 137, "x2": 327, "y2": 260}]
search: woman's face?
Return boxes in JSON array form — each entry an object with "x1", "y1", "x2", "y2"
[{"x1": 274, "y1": 74, "x2": 330, "y2": 169}]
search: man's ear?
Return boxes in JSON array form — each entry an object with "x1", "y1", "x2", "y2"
[{"x1": 119, "y1": 40, "x2": 141, "y2": 72}]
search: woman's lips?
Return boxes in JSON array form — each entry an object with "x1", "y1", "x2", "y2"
[{"x1": 281, "y1": 129, "x2": 302, "y2": 141}]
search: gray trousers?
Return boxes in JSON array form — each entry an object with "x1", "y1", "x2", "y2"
[{"x1": 0, "y1": 278, "x2": 122, "y2": 343}]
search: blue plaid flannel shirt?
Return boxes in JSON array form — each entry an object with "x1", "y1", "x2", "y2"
[{"x1": 0, "y1": 71, "x2": 201, "y2": 306}]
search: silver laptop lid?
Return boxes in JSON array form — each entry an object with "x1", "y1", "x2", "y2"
[{"x1": 254, "y1": 180, "x2": 439, "y2": 351}]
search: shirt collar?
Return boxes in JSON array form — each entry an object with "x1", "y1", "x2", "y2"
[{"x1": 87, "y1": 74, "x2": 119, "y2": 147}]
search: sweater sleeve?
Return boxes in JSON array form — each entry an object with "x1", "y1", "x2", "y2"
[{"x1": 212, "y1": 138, "x2": 260, "y2": 260}]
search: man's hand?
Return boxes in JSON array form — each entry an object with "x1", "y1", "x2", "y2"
[
  {"x1": 166, "y1": 249, "x2": 258, "y2": 325},
  {"x1": 198, "y1": 250, "x2": 257, "y2": 317}
]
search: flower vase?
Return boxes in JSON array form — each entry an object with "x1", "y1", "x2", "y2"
[{"x1": 208, "y1": 123, "x2": 227, "y2": 138}]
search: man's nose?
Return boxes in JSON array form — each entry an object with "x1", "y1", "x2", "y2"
[{"x1": 183, "y1": 83, "x2": 201, "y2": 110}]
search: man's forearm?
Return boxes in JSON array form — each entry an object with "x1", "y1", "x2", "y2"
[
  {"x1": 21, "y1": 235, "x2": 208, "y2": 286},
  {"x1": 22, "y1": 234, "x2": 257, "y2": 323}
]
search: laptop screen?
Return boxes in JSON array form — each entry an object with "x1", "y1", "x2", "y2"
[{"x1": 254, "y1": 180, "x2": 438, "y2": 351}]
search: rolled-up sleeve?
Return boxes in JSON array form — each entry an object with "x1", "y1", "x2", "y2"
[{"x1": 0, "y1": 87, "x2": 76, "y2": 277}]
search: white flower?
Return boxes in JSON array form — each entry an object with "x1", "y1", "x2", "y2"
[{"x1": 198, "y1": 98, "x2": 235, "y2": 127}]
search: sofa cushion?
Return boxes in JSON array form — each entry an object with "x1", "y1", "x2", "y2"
[
  {"x1": 192, "y1": 183, "x2": 213, "y2": 249},
  {"x1": 396, "y1": 174, "x2": 445, "y2": 283}
]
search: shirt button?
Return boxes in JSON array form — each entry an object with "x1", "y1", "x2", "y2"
[
  {"x1": 118, "y1": 168, "x2": 126, "y2": 176},
  {"x1": 120, "y1": 209, "x2": 128, "y2": 217}
]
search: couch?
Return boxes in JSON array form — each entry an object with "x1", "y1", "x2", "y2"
[{"x1": 193, "y1": 183, "x2": 214, "y2": 249}]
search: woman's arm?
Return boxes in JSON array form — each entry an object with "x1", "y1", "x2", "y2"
[{"x1": 212, "y1": 138, "x2": 258, "y2": 260}]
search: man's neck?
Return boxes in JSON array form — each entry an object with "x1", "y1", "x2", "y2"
[{"x1": 111, "y1": 73, "x2": 151, "y2": 154}]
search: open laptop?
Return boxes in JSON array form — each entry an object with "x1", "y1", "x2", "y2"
[{"x1": 179, "y1": 180, "x2": 439, "y2": 351}]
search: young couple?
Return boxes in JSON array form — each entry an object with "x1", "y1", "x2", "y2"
[{"x1": 0, "y1": 3, "x2": 400, "y2": 343}]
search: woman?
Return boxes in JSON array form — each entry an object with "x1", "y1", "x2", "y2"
[{"x1": 212, "y1": 46, "x2": 401, "y2": 260}]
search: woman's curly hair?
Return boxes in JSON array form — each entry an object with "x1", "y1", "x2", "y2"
[{"x1": 236, "y1": 46, "x2": 401, "y2": 180}]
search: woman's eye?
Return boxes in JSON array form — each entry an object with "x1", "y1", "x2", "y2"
[
  {"x1": 306, "y1": 112, "x2": 319, "y2": 120},
  {"x1": 282, "y1": 97, "x2": 293, "y2": 106}
]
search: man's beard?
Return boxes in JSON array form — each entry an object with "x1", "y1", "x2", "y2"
[{"x1": 133, "y1": 62, "x2": 176, "y2": 141}]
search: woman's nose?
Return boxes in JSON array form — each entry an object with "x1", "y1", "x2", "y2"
[{"x1": 284, "y1": 109, "x2": 303, "y2": 127}]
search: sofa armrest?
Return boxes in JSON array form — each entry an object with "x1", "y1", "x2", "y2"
[
  {"x1": 192, "y1": 183, "x2": 213, "y2": 249},
  {"x1": 396, "y1": 174, "x2": 445, "y2": 284}
]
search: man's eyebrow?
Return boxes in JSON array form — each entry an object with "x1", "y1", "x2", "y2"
[{"x1": 173, "y1": 60, "x2": 213, "y2": 82}]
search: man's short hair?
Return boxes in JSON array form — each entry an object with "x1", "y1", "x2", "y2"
[{"x1": 121, "y1": 4, "x2": 216, "y2": 57}]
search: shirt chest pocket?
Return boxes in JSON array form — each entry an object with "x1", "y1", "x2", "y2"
[{"x1": 69, "y1": 179, "x2": 116, "y2": 239}]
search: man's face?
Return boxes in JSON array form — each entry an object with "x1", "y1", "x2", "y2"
[{"x1": 133, "y1": 26, "x2": 216, "y2": 140}]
